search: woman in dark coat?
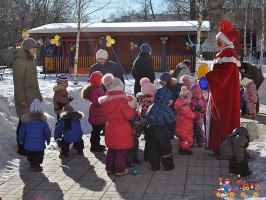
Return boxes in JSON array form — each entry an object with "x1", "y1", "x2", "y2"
[{"x1": 131, "y1": 43, "x2": 155, "y2": 96}]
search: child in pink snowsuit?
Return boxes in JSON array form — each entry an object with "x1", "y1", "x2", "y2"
[
  {"x1": 241, "y1": 78, "x2": 258, "y2": 117},
  {"x1": 190, "y1": 84, "x2": 207, "y2": 147},
  {"x1": 175, "y1": 86, "x2": 200, "y2": 155}
]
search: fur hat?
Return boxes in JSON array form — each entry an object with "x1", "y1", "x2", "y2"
[
  {"x1": 216, "y1": 19, "x2": 240, "y2": 46},
  {"x1": 183, "y1": 60, "x2": 191, "y2": 66},
  {"x1": 246, "y1": 123, "x2": 259, "y2": 141},
  {"x1": 139, "y1": 77, "x2": 157, "y2": 96},
  {"x1": 140, "y1": 43, "x2": 152, "y2": 53},
  {"x1": 22, "y1": 38, "x2": 37, "y2": 51},
  {"x1": 127, "y1": 94, "x2": 137, "y2": 109},
  {"x1": 30, "y1": 99, "x2": 43, "y2": 113},
  {"x1": 160, "y1": 72, "x2": 172, "y2": 84},
  {"x1": 89, "y1": 71, "x2": 103, "y2": 86},
  {"x1": 102, "y1": 73, "x2": 124, "y2": 92},
  {"x1": 96, "y1": 49, "x2": 108, "y2": 60},
  {"x1": 57, "y1": 74, "x2": 68, "y2": 85},
  {"x1": 180, "y1": 75, "x2": 196, "y2": 90},
  {"x1": 63, "y1": 105, "x2": 74, "y2": 113},
  {"x1": 179, "y1": 86, "x2": 191, "y2": 103},
  {"x1": 241, "y1": 77, "x2": 253, "y2": 87}
]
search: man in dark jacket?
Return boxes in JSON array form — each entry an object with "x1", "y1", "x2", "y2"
[
  {"x1": 132, "y1": 43, "x2": 155, "y2": 96},
  {"x1": 89, "y1": 49, "x2": 124, "y2": 83}
]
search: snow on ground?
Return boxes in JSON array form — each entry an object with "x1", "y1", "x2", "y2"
[{"x1": 0, "y1": 65, "x2": 266, "y2": 197}]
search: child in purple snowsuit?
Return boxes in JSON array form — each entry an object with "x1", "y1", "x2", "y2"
[{"x1": 190, "y1": 84, "x2": 207, "y2": 147}]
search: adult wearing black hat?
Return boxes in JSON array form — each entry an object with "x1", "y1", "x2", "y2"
[
  {"x1": 132, "y1": 43, "x2": 155, "y2": 96},
  {"x1": 172, "y1": 60, "x2": 191, "y2": 82},
  {"x1": 13, "y1": 38, "x2": 43, "y2": 156}
]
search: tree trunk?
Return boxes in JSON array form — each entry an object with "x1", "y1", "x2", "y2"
[
  {"x1": 260, "y1": 1, "x2": 265, "y2": 66},
  {"x1": 249, "y1": 6, "x2": 254, "y2": 62},
  {"x1": 243, "y1": 0, "x2": 249, "y2": 61},
  {"x1": 195, "y1": 0, "x2": 203, "y2": 77}
]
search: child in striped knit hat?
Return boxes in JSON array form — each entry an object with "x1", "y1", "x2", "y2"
[{"x1": 53, "y1": 74, "x2": 72, "y2": 125}]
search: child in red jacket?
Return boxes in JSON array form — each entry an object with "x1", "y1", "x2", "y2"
[
  {"x1": 82, "y1": 71, "x2": 106, "y2": 152},
  {"x1": 99, "y1": 73, "x2": 136, "y2": 177},
  {"x1": 175, "y1": 86, "x2": 200, "y2": 155}
]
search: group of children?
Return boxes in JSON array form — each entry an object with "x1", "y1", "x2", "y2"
[{"x1": 17, "y1": 71, "x2": 260, "y2": 178}]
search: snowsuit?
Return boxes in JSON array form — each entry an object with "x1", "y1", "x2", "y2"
[
  {"x1": 98, "y1": 91, "x2": 135, "y2": 173},
  {"x1": 53, "y1": 85, "x2": 70, "y2": 124},
  {"x1": 54, "y1": 111, "x2": 84, "y2": 155},
  {"x1": 220, "y1": 127, "x2": 251, "y2": 177},
  {"x1": 190, "y1": 96, "x2": 207, "y2": 146},
  {"x1": 132, "y1": 52, "x2": 155, "y2": 96},
  {"x1": 175, "y1": 99, "x2": 198, "y2": 149},
  {"x1": 136, "y1": 94, "x2": 154, "y2": 161},
  {"x1": 18, "y1": 112, "x2": 51, "y2": 167},
  {"x1": 146, "y1": 86, "x2": 176, "y2": 170},
  {"x1": 82, "y1": 84, "x2": 106, "y2": 149},
  {"x1": 243, "y1": 81, "x2": 258, "y2": 116}
]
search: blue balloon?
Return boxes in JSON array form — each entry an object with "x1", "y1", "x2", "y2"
[
  {"x1": 199, "y1": 77, "x2": 208, "y2": 90},
  {"x1": 131, "y1": 168, "x2": 139, "y2": 175}
]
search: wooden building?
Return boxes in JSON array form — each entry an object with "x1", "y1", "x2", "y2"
[{"x1": 29, "y1": 21, "x2": 210, "y2": 74}]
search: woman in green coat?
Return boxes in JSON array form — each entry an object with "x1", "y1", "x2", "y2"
[{"x1": 12, "y1": 38, "x2": 43, "y2": 156}]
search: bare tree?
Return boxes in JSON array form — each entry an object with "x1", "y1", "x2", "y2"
[
  {"x1": 259, "y1": 0, "x2": 265, "y2": 66},
  {"x1": 71, "y1": 0, "x2": 111, "y2": 85}
]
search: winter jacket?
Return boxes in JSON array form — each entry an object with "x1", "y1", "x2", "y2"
[
  {"x1": 166, "y1": 78, "x2": 183, "y2": 111},
  {"x1": 174, "y1": 98, "x2": 197, "y2": 140},
  {"x1": 18, "y1": 112, "x2": 51, "y2": 151},
  {"x1": 220, "y1": 127, "x2": 249, "y2": 162},
  {"x1": 54, "y1": 111, "x2": 84, "y2": 143},
  {"x1": 240, "y1": 62, "x2": 264, "y2": 90},
  {"x1": 98, "y1": 91, "x2": 136, "y2": 150},
  {"x1": 53, "y1": 85, "x2": 70, "y2": 114},
  {"x1": 89, "y1": 60, "x2": 124, "y2": 83},
  {"x1": 243, "y1": 81, "x2": 258, "y2": 104},
  {"x1": 132, "y1": 52, "x2": 155, "y2": 96},
  {"x1": 172, "y1": 63, "x2": 191, "y2": 82},
  {"x1": 136, "y1": 93, "x2": 154, "y2": 118},
  {"x1": 146, "y1": 86, "x2": 176, "y2": 126},
  {"x1": 12, "y1": 49, "x2": 42, "y2": 118},
  {"x1": 82, "y1": 84, "x2": 106, "y2": 125},
  {"x1": 190, "y1": 96, "x2": 207, "y2": 123}
]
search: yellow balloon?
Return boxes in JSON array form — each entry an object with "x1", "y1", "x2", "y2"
[
  {"x1": 130, "y1": 42, "x2": 134, "y2": 46},
  {"x1": 106, "y1": 41, "x2": 111, "y2": 47},
  {"x1": 185, "y1": 42, "x2": 189, "y2": 46},
  {"x1": 197, "y1": 62, "x2": 210, "y2": 79},
  {"x1": 55, "y1": 41, "x2": 60, "y2": 46},
  {"x1": 50, "y1": 39, "x2": 56, "y2": 44},
  {"x1": 54, "y1": 35, "x2": 60, "y2": 41},
  {"x1": 40, "y1": 41, "x2": 44, "y2": 46},
  {"x1": 70, "y1": 47, "x2": 74, "y2": 51},
  {"x1": 110, "y1": 39, "x2": 115, "y2": 44},
  {"x1": 106, "y1": 35, "x2": 111, "y2": 42}
]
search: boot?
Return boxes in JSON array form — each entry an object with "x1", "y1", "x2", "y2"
[
  {"x1": 161, "y1": 154, "x2": 175, "y2": 171},
  {"x1": 178, "y1": 148, "x2": 193, "y2": 155},
  {"x1": 90, "y1": 144, "x2": 106, "y2": 152},
  {"x1": 116, "y1": 169, "x2": 129, "y2": 177}
]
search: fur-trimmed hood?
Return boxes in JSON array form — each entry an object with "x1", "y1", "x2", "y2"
[
  {"x1": 21, "y1": 112, "x2": 49, "y2": 123},
  {"x1": 60, "y1": 111, "x2": 84, "y2": 119},
  {"x1": 53, "y1": 84, "x2": 65, "y2": 92},
  {"x1": 98, "y1": 91, "x2": 127, "y2": 104},
  {"x1": 81, "y1": 84, "x2": 93, "y2": 100}
]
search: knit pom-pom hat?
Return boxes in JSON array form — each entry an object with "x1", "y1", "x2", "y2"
[
  {"x1": 179, "y1": 86, "x2": 191, "y2": 103},
  {"x1": 102, "y1": 73, "x2": 124, "y2": 92},
  {"x1": 139, "y1": 77, "x2": 157, "y2": 96},
  {"x1": 30, "y1": 99, "x2": 43, "y2": 113}
]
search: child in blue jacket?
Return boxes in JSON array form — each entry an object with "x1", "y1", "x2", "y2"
[
  {"x1": 54, "y1": 105, "x2": 84, "y2": 157},
  {"x1": 18, "y1": 99, "x2": 51, "y2": 171}
]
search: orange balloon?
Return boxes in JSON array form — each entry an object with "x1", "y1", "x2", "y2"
[
  {"x1": 130, "y1": 47, "x2": 134, "y2": 51},
  {"x1": 70, "y1": 47, "x2": 74, "y2": 51},
  {"x1": 106, "y1": 35, "x2": 111, "y2": 42},
  {"x1": 162, "y1": 40, "x2": 166, "y2": 45},
  {"x1": 169, "y1": 70, "x2": 174, "y2": 75},
  {"x1": 50, "y1": 39, "x2": 56, "y2": 44},
  {"x1": 106, "y1": 41, "x2": 111, "y2": 47}
]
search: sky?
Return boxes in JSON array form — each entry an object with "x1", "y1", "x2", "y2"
[{"x1": 89, "y1": 0, "x2": 167, "y2": 22}]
